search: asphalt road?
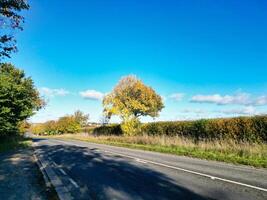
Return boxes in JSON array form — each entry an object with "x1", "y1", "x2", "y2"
[{"x1": 33, "y1": 138, "x2": 267, "y2": 200}]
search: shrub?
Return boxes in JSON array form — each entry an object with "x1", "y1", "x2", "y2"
[
  {"x1": 93, "y1": 124, "x2": 123, "y2": 136},
  {"x1": 57, "y1": 116, "x2": 80, "y2": 134},
  {"x1": 30, "y1": 123, "x2": 46, "y2": 135},
  {"x1": 32, "y1": 115, "x2": 267, "y2": 144},
  {"x1": 141, "y1": 116, "x2": 267, "y2": 143},
  {"x1": 30, "y1": 115, "x2": 81, "y2": 135},
  {"x1": 121, "y1": 118, "x2": 141, "y2": 136}
]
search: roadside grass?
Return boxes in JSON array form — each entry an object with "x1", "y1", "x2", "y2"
[
  {"x1": 0, "y1": 135, "x2": 32, "y2": 153},
  {"x1": 42, "y1": 134, "x2": 267, "y2": 168}
]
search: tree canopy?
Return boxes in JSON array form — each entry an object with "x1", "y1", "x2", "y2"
[
  {"x1": 30, "y1": 110, "x2": 90, "y2": 135},
  {"x1": 73, "y1": 110, "x2": 89, "y2": 127},
  {"x1": 0, "y1": 63, "x2": 43, "y2": 136},
  {"x1": 103, "y1": 75, "x2": 164, "y2": 135},
  {"x1": 103, "y1": 75, "x2": 164, "y2": 121},
  {"x1": 0, "y1": 0, "x2": 29, "y2": 59}
]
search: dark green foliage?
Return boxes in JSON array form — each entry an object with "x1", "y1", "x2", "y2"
[
  {"x1": 251, "y1": 116, "x2": 267, "y2": 142},
  {"x1": 0, "y1": 0, "x2": 29, "y2": 59},
  {"x1": 0, "y1": 63, "x2": 43, "y2": 136},
  {"x1": 93, "y1": 124, "x2": 123, "y2": 136},
  {"x1": 0, "y1": 134, "x2": 31, "y2": 153}
]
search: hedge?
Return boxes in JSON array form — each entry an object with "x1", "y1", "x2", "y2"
[
  {"x1": 94, "y1": 116, "x2": 267, "y2": 143},
  {"x1": 93, "y1": 124, "x2": 123, "y2": 136}
]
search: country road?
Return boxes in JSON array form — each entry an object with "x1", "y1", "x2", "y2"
[{"x1": 33, "y1": 138, "x2": 267, "y2": 200}]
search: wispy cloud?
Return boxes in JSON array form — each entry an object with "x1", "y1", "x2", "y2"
[
  {"x1": 79, "y1": 89, "x2": 104, "y2": 101},
  {"x1": 191, "y1": 93, "x2": 267, "y2": 106},
  {"x1": 39, "y1": 87, "x2": 69, "y2": 97},
  {"x1": 216, "y1": 106, "x2": 258, "y2": 115},
  {"x1": 181, "y1": 108, "x2": 207, "y2": 114},
  {"x1": 255, "y1": 95, "x2": 267, "y2": 106},
  {"x1": 169, "y1": 93, "x2": 185, "y2": 101},
  {"x1": 190, "y1": 92, "x2": 256, "y2": 106}
]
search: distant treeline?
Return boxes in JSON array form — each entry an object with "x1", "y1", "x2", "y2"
[
  {"x1": 93, "y1": 115, "x2": 267, "y2": 143},
  {"x1": 30, "y1": 110, "x2": 89, "y2": 135},
  {"x1": 32, "y1": 115, "x2": 267, "y2": 143}
]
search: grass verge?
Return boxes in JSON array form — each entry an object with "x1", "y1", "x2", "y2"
[
  {"x1": 0, "y1": 135, "x2": 32, "y2": 153},
  {"x1": 42, "y1": 134, "x2": 267, "y2": 168}
]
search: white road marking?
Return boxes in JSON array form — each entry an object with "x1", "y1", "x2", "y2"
[
  {"x1": 50, "y1": 157, "x2": 79, "y2": 188},
  {"x1": 135, "y1": 158, "x2": 147, "y2": 164},
  {"x1": 51, "y1": 139, "x2": 267, "y2": 192},
  {"x1": 69, "y1": 178, "x2": 79, "y2": 188},
  {"x1": 59, "y1": 169, "x2": 67, "y2": 175}
]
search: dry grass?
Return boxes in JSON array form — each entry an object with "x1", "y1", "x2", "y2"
[{"x1": 44, "y1": 133, "x2": 267, "y2": 168}]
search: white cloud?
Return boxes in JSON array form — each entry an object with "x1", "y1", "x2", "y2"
[
  {"x1": 191, "y1": 92, "x2": 267, "y2": 106},
  {"x1": 255, "y1": 95, "x2": 267, "y2": 106},
  {"x1": 190, "y1": 93, "x2": 251, "y2": 105},
  {"x1": 217, "y1": 106, "x2": 258, "y2": 115},
  {"x1": 79, "y1": 90, "x2": 104, "y2": 101},
  {"x1": 39, "y1": 87, "x2": 69, "y2": 97},
  {"x1": 169, "y1": 93, "x2": 185, "y2": 101},
  {"x1": 181, "y1": 108, "x2": 207, "y2": 114}
]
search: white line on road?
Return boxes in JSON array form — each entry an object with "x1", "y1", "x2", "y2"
[
  {"x1": 104, "y1": 150, "x2": 267, "y2": 192},
  {"x1": 52, "y1": 139, "x2": 267, "y2": 192},
  {"x1": 69, "y1": 178, "x2": 79, "y2": 188},
  {"x1": 135, "y1": 158, "x2": 147, "y2": 164},
  {"x1": 59, "y1": 169, "x2": 67, "y2": 175},
  {"x1": 51, "y1": 158, "x2": 79, "y2": 188}
]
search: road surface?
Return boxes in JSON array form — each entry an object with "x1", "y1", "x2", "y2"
[{"x1": 33, "y1": 138, "x2": 267, "y2": 200}]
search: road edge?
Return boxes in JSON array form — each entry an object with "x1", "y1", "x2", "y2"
[{"x1": 33, "y1": 144, "x2": 73, "y2": 200}]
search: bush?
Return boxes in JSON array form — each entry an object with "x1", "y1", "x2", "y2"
[
  {"x1": 30, "y1": 116, "x2": 81, "y2": 135},
  {"x1": 91, "y1": 115, "x2": 267, "y2": 143},
  {"x1": 93, "y1": 124, "x2": 123, "y2": 136},
  {"x1": 141, "y1": 116, "x2": 267, "y2": 143},
  {"x1": 29, "y1": 110, "x2": 90, "y2": 135},
  {"x1": 32, "y1": 115, "x2": 267, "y2": 144},
  {"x1": 121, "y1": 118, "x2": 141, "y2": 136},
  {"x1": 92, "y1": 119, "x2": 141, "y2": 136}
]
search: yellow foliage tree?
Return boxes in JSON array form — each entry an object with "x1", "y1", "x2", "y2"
[{"x1": 103, "y1": 75, "x2": 164, "y2": 135}]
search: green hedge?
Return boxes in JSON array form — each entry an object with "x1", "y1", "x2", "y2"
[
  {"x1": 93, "y1": 124, "x2": 123, "y2": 136},
  {"x1": 141, "y1": 116, "x2": 267, "y2": 143},
  {"x1": 94, "y1": 116, "x2": 267, "y2": 143}
]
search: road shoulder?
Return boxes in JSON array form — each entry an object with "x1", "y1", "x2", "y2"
[{"x1": 0, "y1": 148, "x2": 58, "y2": 200}]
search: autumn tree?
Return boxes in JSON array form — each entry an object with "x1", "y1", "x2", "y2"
[
  {"x1": 103, "y1": 75, "x2": 164, "y2": 135},
  {"x1": 0, "y1": 0, "x2": 29, "y2": 59},
  {"x1": 73, "y1": 110, "x2": 89, "y2": 127},
  {"x1": 56, "y1": 116, "x2": 80, "y2": 134},
  {"x1": 0, "y1": 63, "x2": 44, "y2": 136}
]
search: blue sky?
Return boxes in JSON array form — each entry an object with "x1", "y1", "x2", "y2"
[{"x1": 6, "y1": 0, "x2": 267, "y2": 122}]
